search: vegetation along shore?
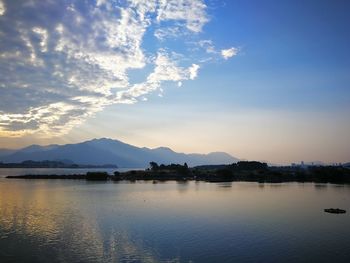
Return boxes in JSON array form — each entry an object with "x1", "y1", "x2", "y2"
[{"x1": 6, "y1": 161, "x2": 350, "y2": 184}]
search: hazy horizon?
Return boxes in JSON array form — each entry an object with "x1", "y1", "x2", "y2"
[{"x1": 0, "y1": 136, "x2": 348, "y2": 166}]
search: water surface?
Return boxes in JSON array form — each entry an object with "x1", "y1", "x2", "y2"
[{"x1": 0, "y1": 169, "x2": 349, "y2": 262}]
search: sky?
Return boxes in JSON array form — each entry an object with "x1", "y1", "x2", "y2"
[{"x1": 0, "y1": 0, "x2": 349, "y2": 164}]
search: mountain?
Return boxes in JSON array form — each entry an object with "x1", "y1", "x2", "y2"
[
  {"x1": 0, "y1": 148, "x2": 16, "y2": 158},
  {"x1": 0, "y1": 138, "x2": 239, "y2": 168}
]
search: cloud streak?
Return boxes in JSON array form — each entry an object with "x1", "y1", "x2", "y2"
[
  {"x1": 0, "y1": 0, "x2": 234, "y2": 137},
  {"x1": 197, "y1": 40, "x2": 239, "y2": 61}
]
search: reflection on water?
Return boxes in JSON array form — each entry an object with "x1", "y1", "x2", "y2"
[
  {"x1": 0, "y1": 179, "x2": 161, "y2": 262},
  {"x1": 1, "y1": 171, "x2": 350, "y2": 262}
]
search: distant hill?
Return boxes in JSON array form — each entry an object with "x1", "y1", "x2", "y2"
[
  {"x1": 0, "y1": 138, "x2": 239, "y2": 168},
  {"x1": 0, "y1": 160, "x2": 118, "y2": 169},
  {"x1": 0, "y1": 148, "x2": 16, "y2": 158}
]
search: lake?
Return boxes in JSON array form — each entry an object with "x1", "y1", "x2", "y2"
[{"x1": 0, "y1": 168, "x2": 350, "y2": 262}]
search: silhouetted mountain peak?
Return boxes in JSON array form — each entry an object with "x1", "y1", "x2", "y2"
[
  {"x1": 153, "y1": 147, "x2": 175, "y2": 153},
  {"x1": 90, "y1": 137, "x2": 115, "y2": 143},
  {"x1": 0, "y1": 138, "x2": 239, "y2": 168},
  {"x1": 20, "y1": 144, "x2": 59, "y2": 152}
]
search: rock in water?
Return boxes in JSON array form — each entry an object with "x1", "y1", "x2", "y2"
[{"x1": 324, "y1": 208, "x2": 346, "y2": 214}]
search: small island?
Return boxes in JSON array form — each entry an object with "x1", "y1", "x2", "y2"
[
  {"x1": 6, "y1": 161, "x2": 350, "y2": 184},
  {"x1": 324, "y1": 208, "x2": 346, "y2": 214}
]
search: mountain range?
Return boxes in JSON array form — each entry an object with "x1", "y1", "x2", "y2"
[{"x1": 0, "y1": 138, "x2": 239, "y2": 168}]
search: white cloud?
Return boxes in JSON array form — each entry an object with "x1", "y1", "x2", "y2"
[
  {"x1": 96, "y1": 0, "x2": 107, "y2": 7},
  {"x1": 32, "y1": 27, "x2": 48, "y2": 52},
  {"x1": 221, "y1": 47, "x2": 239, "y2": 60},
  {"x1": 154, "y1": 26, "x2": 182, "y2": 40},
  {"x1": 189, "y1": 64, "x2": 200, "y2": 80},
  {"x1": 116, "y1": 51, "x2": 199, "y2": 103},
  {"x1": 197, "y1": 40, "x2": 239, "y2": 62},
  {"x1": 157, "y1": 0, "x2": 209, "y2": 32},
  {"x1": 0, "y1": 0, "x2": 220, "y2": 137},
  {"x1": 0, "y1": 0, "x2": 5, "y2": 16},
  {"x1": 198, "y1": 40, "x2": 216, "y2": 53}
]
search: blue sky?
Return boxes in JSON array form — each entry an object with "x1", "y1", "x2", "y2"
[{"x1": 0, "y1": 0, "x2": 349, "y2": 164}]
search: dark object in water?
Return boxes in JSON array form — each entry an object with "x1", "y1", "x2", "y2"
[
  {"x1": 86, "y1": 172, "x2": 108, "y2": 181},
  {"x1": 324, "y1": 208, "x2": 346, "y2": 214}
]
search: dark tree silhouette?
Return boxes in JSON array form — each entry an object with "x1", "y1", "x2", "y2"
[{"x1": 149, "y1": 161, "x2": 159, "y2": 171}]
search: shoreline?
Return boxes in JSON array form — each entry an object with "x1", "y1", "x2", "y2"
[{"x1": 5, "y1": 161, "x2": 350, "y2": 184}]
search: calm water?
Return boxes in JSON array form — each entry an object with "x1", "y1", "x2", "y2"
[
  {"x1": 0, "y1": 169, "x2": 350, "y2": 262},
  {"x1": 0, "y1": 167, "x2": 134, "y2": 177}
]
